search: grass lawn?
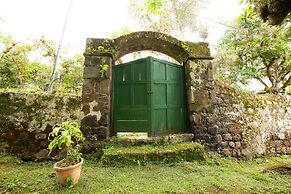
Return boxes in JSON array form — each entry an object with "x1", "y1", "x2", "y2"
[{"x1": 0, "y1": 153, "x2": 290, "y2": 194}]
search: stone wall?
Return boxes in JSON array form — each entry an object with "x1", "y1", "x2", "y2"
[
  {"x1": 0, "y1": 90, "x2": 83, "y2": 160},
  {"x1": 81, "y1": 55, "x2": 112, "y2": 141},
  {"x1": 189, "y1": 81, "x2": 291, "y2": 157}
]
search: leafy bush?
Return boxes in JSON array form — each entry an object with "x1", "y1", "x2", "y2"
[{"x1": 48, "y1": 121, "x2": 85, "y2": 166}]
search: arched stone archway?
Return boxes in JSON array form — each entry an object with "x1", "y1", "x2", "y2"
[
  {"x1": 85, "y1": 31, "x2": 211, "y2": 63},
  {"x1": 81, "y1": 31, "x2": 214, "y2": 140}
]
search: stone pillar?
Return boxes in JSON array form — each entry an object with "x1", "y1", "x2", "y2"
[
  {"x1": 185, "y1": 59, "x2": 215, "y2": 145},
  {"x1": 81, "y1": 55, "x2": 113, "y2": 141}
]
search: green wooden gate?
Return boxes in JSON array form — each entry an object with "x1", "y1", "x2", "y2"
[{"x1": 112, "y1": 57, "x2": 186, "y2": 136}]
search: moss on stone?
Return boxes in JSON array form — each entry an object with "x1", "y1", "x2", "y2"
[
  {"x1": 85, "y1": 31, "x2": 212, "y2": 63},
  {"x1": 100, "y1": 142, "x2": 205, "y2": 166}
]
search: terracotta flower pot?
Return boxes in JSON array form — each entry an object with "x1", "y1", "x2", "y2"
[{"x1": 53, "y1": 158, "x2": 84, "y2": 186}]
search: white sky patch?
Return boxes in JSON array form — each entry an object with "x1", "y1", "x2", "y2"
[{"x1": 0, "y1": 0, "x2": 243, "y2": 54}]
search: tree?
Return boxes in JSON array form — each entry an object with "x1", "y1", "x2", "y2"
[
  {"x1": 128, "y1": 0, "x2": 207, "y2": 38},
  {"x1": 215, "y1": 16, "x2": 291, "y2": 94},
  {"x1": 0, "y1": 33, "x2": 84, "y2": 93},
  {"x1": 56, "y1": 54, "x2": 84, "y2": 94},
  {"x1": 243, "y1": 0, "x2": 291, "y2": 25},
  {"x1": 0, "y1": 33, "x2": 34, "y2": 88}
]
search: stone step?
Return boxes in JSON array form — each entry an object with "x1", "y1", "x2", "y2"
[
  {"x1": 107, "y1": 133, "x2": 194, "y2": 147},
  {"x1": 100, "y1": 141, "x2": 205, "y2": 166}
]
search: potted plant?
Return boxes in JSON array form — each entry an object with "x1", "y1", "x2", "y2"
[{"x1": 48, "y1": 121, "x2": 85, "y2": 186}]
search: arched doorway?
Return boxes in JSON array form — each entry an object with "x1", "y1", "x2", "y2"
[{"x1": 81, "y1": 31, "x2": 213, "y2": 139}]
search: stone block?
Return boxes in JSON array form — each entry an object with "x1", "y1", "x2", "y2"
[
  {"x1": 82, "y1": 105, "x2": 90, "y2": 115},
  {"x1": 84, "y1": 56, "x2": 101, "y2": 66},
  {"x1": 35, "y1": 133, "x2": 47, "y2": 140},
  {"x1": 223, "y1": 133, "x2": 232, "y2": 141},
  {"x1": 215, "y1": 134, "x2": 223, "y2": 143},
  {"x1": 99, "y1": 79, "x2": 110, "y2": 94},
  {"x1": 269, "y1": 147, "x2": 276, "y2": 154},
  {"x1": 81, "y1": 115, "x2": 99, "y2": 128},
  {"x1": 95, "y1": 126, "x2": 109, "y2": 140},
  {"x1": 218, "y1": 128, "x2": 227, "y2": 134},
  {"x1": 222, "y1": 149, "x2": 231, "y2": 156},
  {"x1": 232, "y1": 134, "x2": 242, "y2": 141},
  {"x1": 190, "y1": 114, "x2": 202, "y2": 125},
  {"x1": 187, "y1": 88, "x2": 195, "y2": 104},
  {"x1": 35, "y1": 149, "x2": 49, "y2": 160},
  {"x1": 219, "y1": 141, "x2": 229, "y2": 148},
  {"x1": 229, "y1": 141, "x2": 235, "y2": 148},
  {"x1": 207, "y1": 115, "x2": 217, "y2": 124},
  {"x1": 235, "y1": 142, "x2": 241, "y2": 149},
  {"x1": 84, "y1": 56, "x2": 112, "y2": 67},
  {"x1": 208, "y1": 126, "x2": 219, "y2": 135},
  {"x1": 274, "y1": 140, "x2": 283, "y2": 146},
  {"x1": 278, "y1": 133, "x2": 285, "y2": 140},
  {"x1": 241, "y1": 148, "x2": 251, "y2": 156},
  {"x1": 236, "y1": 149, "x2": 242, "y2": 157},
  {"x1": 83, "y1": 66, "x2": 100, "y2": 79},
  {"x1": 283, "y1": 140, "x2": 290, "y2": 146}
]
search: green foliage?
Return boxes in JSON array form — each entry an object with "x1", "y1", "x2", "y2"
[
  {"x1": 215, "y1": 16, "x2": 291, "y2": 94},
  {"x1": 56, "y1": 54, "x2": 84, "y2": 94},
  {"x1": 65, "y1": 176, "x2": 74, "y2": 188},
  {"x1": 48, "y1": 121, "x2": 85, "y2": 165},
  {"x1": 0, "y1": 33, "x2": 34, "y2": 88},
  {"x1": 0, "y1": 33, "x2": 84, "y2": 94},
  {"x1": 143, "y1": 0, "x2": 165, "y2": 14},
  {"x1": 99, "y1": 63, "x2": 109, "y2": 74},
  {"x1": 128, "y1": 0, "x2": 206, "y2": 38},
  {"x1": 100, "y1": 142, "x2": 205, "y2": 166}
]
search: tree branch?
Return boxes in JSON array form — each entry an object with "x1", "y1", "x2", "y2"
[
  {"x1": 254, "y1": 76, "x2": 268, "y2": 88},
  {"x1": 282, "y1": 74, "x2": 291, "y2": 91}
]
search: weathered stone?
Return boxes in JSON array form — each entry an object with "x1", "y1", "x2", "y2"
[
  {"x1": 236, "y1": 149, "x2": 242, "y2": 157},
  {"x1": 232, "y1": 134, "x2": 242, "y2": 141},
  {"x1": 229, "y1": 141, "x2": 235, "y2": 148},
  {"x1": 269, "y1": 147, "x2": 276, "y2": 154},
  {"x1": 218, "y1": 128, "x2": 228, "y2": 134},
  {"x1": 278, "y1": 133, "x2": 285, "y2": 140},
  {"x1": 241, "y1": 149, "x2": 251, "y2": 157},
  {"x1": 208, "y1": 126, "x2": 219, "y2": 135},
  {"x1": 85, "y1": 31, "x2": 212, "y2": 63},
  {"x1": 219, "y1": 142, "x2": 229, "y2": 148},
  {"x1": 222, "y1": 149, "x2": 231, "y2": 156},
  {"x1": 274, "y1": 140, "x2": 283, "y2": 146},
  {"x1": 99, "y1": 79, "x2": 110, "y2": 94},
  {"x1": 83, "y1": 66, "x2": 100, "y2": 79},
  {"x1": 35, "y1": 149, "x2": 49, "y2": 160},
  {"x1": 190, "y1": 114, "x2": 201, "y2": 125},
  {"x1": 235, "y1": 142, "x2": 241, "y2": 149},
  {"x1": 281, "y1": 147, "x2": 287, "y2": 154},
  {"x1": 207, "y1": 115, "x2": 217, "y2": 124},
  {"x1": 223, "y1": 133, "x2": 232, "y2": 141},
  {"x1": 283, "y1": 140, "x2": 290, "y2": 146},
  {"x1": 215, "y1": 134, "x2": 223, "y2": 143},
  {"x1": 81, "y1": 115, "x2": 98, "y2": 128},
  {"x1": 35, "y1": 133, "x2": 47, "y2": 140},
  {"x1": 95, "y1": 126, "x2": 109, "y2": 140}
]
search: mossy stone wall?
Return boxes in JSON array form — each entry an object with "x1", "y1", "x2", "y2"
[
  {"x1": 0, "y1": 90, "x2": 83, "y2": 160},
  {"x1": 189, "y1": 82, "x2": 291, "y2": 157}
]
